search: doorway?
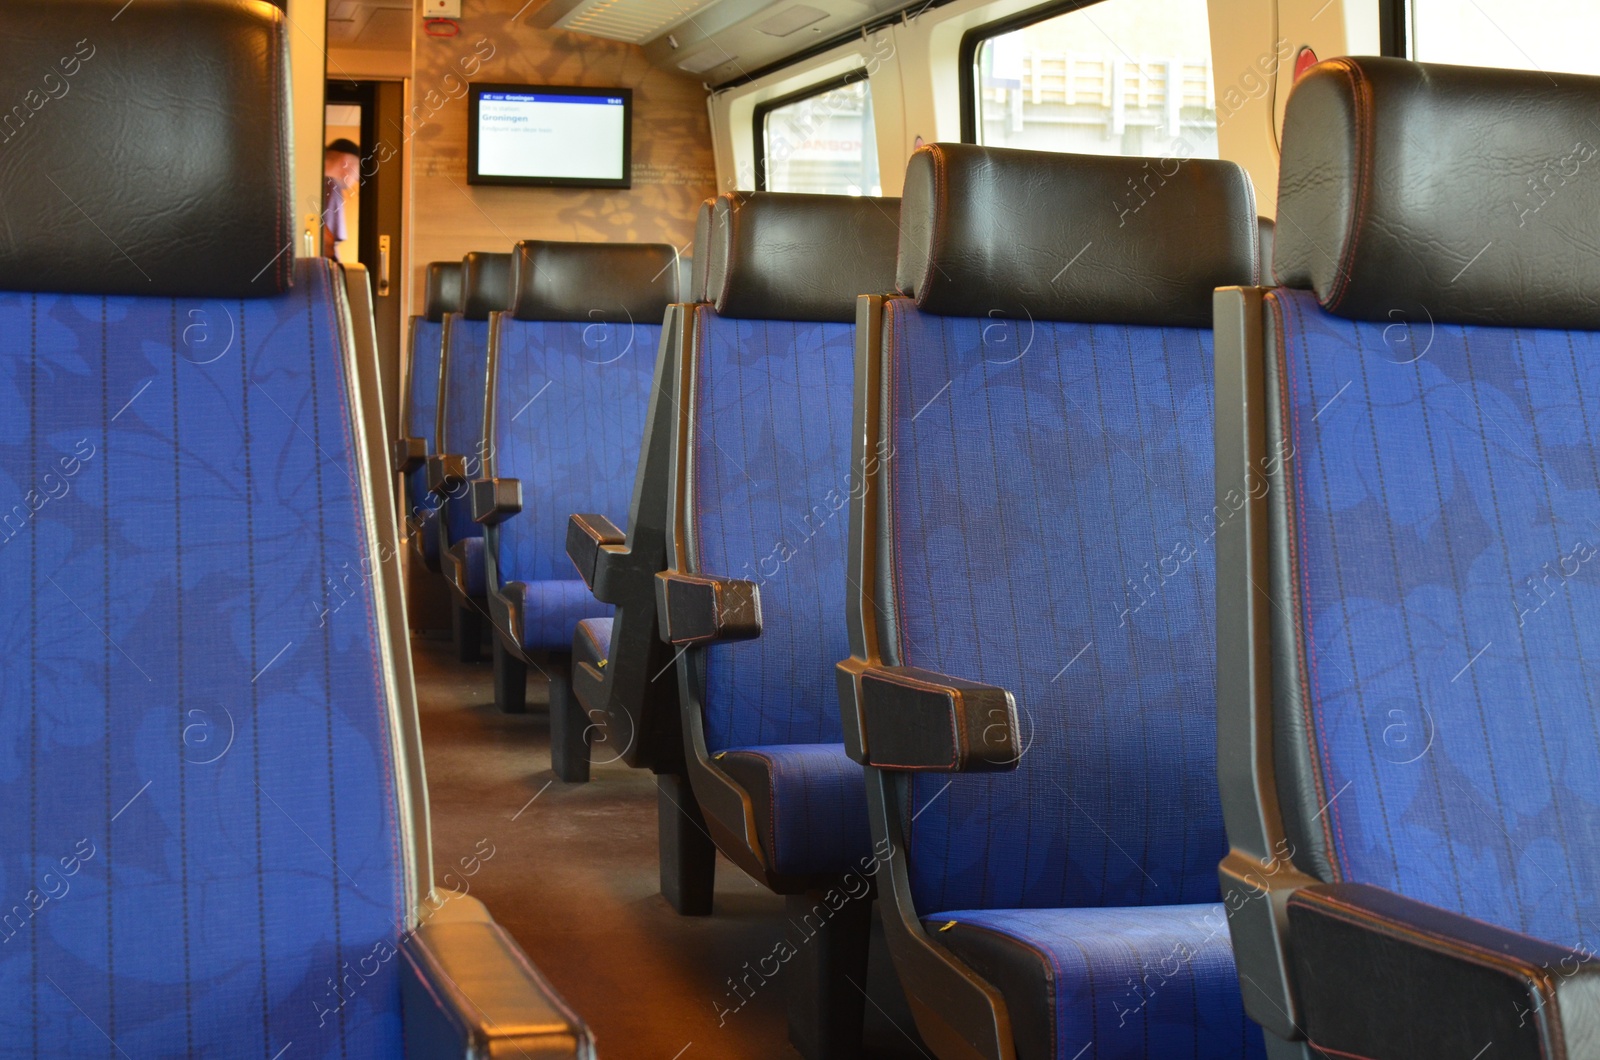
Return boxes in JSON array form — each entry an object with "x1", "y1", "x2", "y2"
[{"x1": 325, "y1": 79, "x2": 406, "y2": 432}]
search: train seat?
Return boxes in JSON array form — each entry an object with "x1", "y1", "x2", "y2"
[
  {"x1": 657, "y1": 190, "x2": 899, "y2": 1058},
  {"x1": 560, "y1": 200, "x2": 714, "y2": 920},
  {"x1": 432, "y1": 250, "x2": 514, "y2": 661},
  {"x1": 473, "y1": 239, "x2": 679, "y2": 723},
  {"x1": 564, "y1": 201, "x2": 712, "y2": 779},
  {"x1": 837, "y1": 143, "x2": 1263, "y2": 1060},
  {"x1": 0, "y1": 3, "x2": 592, "y2": 1055},
  {"x1": 1215, "y1": 56, "x2": 1600, "y2": 1060},
  {"x1": 394, "y1": 260, "x2": 462, "y2": 571}
]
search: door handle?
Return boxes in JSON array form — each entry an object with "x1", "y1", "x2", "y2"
[{"x1": 377, "y1": 234, "x2": 391, "y2": 297}]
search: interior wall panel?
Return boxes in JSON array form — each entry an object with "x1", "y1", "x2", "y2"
[{"x1": 406, "y1": 0, "x2": 718, "y2": 304}]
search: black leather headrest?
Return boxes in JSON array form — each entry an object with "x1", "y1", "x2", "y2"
[
  {"x1": 460, "y1": 252, "x2": 514, "y2": 320},
  {"x1": 1276, "y1": 56, "x2": 1600, "y2": 328},
  {"x1": 425, "y1": 262, "x2": 463, "y2": 321},
  {"x1": 0, "y1": 0, "x2": 294, "y2": 299},
  {"x1": 707, "y1": 192, "x2": 901, "y2": 323},
  {"x1": 690, "y1": 199, "x2": 715, "y2": 302},
  {"x1": 898, "y1": 143, "x2": 1257, "y2": 326},
  {"x1": 510, "y1": 241, "x2": 679, "y2": 323}
]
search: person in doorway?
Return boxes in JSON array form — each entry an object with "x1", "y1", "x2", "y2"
[{"x1": 322, "y1": 138, "x2": 360, "y2": 260}]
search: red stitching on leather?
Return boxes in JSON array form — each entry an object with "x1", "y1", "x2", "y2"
[
  {"x1": 1326, "y1": 60, "x2": 1373, "y2": 314},
  {"x1": 1304, "y1": 1044, "x2": 1379, "y2": 1060},
  {"x1": 1276, "y1": 294, "x2": 1347, "y2": 876},
  {"x1": 690, "y1": 306, "x2": 708, "y2": 576},
  {"x1": 885, "y1": 302, "x2": 909, "y2": 670},
  {"x1": 882, "y1": 302, "x2": 927, "y2": 832}
]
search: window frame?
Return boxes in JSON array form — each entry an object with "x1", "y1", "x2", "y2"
[
  {"x1": 752, "y1": 68, "x2": 873, "y2": 192},
  {"x1": 1380, "y1": 0, "x2": 1410, "y2": 56},
  {"x1": 957, "y1": 0, "x2": 1115, "y2": 144},
  {"x1": 960, "y1": 0, "x2": 1406, "y2": 145}
]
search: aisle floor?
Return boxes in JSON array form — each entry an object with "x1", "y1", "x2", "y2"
[{"x1": 412, "y1": 635, "x2": 931, "y2": 1060}]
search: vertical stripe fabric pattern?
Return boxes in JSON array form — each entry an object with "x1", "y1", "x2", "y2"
[
  {"x1": 488, "y1": 316, "x2": 655, "y2": 651},
  {"x1": 0, "y1": 260, "x2": 408, "y2": 1057},
  {"x1": 440, "y1": 317, "x2": 489, "y2": 551},
  {"x1": 404, "y1": 316, "x2": 443, "y2": 520},
  {"x1": 687, "y1": 307, "x2": 872, "y2": 877},
  {"x1": 691, "y1": 308, "x2": 856, "y2": 752},
  {"x1": 886, "y1": 299, "x2": 1228, "y2": 914},
  {"x1": 881, "y1": 297, "x2": 1262, "y2": 1057},
  {"x1": 1273, "y1": 287, "x2": 1600, "y2": 951}
]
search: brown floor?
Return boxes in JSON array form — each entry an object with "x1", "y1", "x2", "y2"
[{"x1": 412, "y1": 634, "x2": 931, "y2": 1060}]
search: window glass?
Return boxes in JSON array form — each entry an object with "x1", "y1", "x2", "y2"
[
  {"x1": 761, "y1": 78, "x2": 882, "y2": 195},
  {"x1": 1410, "y1": 0, "x2": 1600, "y2": 75},
  {"x1": 973, "y1": 0, "x2": 1218, "y2": 160}
]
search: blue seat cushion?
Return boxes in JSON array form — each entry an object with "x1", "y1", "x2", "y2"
[
  {"x1": 445, "y1": 537, "x2": 484, "y2": 598},
  {"x1": 575, "y1": 617, "x2": 611, "y2": 662},
  {"x1": 717, "y1": 744, "x2": 873, "y2": 878},
  {"x1": 502, "y1": 580, "x2": 610, "y2": 652},
  {"x1": 929, "y1": 906, "x2": 1266, "y2": 1060}
]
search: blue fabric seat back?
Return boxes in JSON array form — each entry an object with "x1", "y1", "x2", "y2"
[
  {"x1": 692, "y1": 308, "x2": 857, "y2": 751},
  {"x1": 0, "y1": 260, "x2": 409, "y2": 1056},
  {"x1": 877, "y1": 144, "x2": 1262, "y2": 917},
  {"x1": 1270, "y1": 286, "x2": 1600, "y2": 947},
  {"x1": 440, "y1": 315, "x2": 489, "y2": 549},
  {"x1": 406, "y1": 315, "x2": 443, "y2": 519},
  {"x1": 887, "y1": 300, "x2": 1229, "y2": 913},
  {"x1": 491, "y1": 316, "x2": 659, "y2": 586},
  {"x1": 438, "y1": 252, "x2": 513, "y2": 555}
]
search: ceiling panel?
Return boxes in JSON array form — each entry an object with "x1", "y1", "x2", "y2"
[{"x1": 328, "y1": 0, "x2": 413, "y2": 50}]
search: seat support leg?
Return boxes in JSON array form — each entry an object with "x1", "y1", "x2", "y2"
[
  {"x1": 493, "y1": 637, "x2": 527, "y2": 714},
  {"x1": 548, "y1": 656, "x2": 590, "y2": 782},
  {"x1": 452, "y1": 600, "x2": 482, "y2": 663},
  {"x1": 784, "y1": 881, "x2": 871, "y2": 1060},
  {"x1": 656, "y1": 773, "x2": 715, "y2": 915}
]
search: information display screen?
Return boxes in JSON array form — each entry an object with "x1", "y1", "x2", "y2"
[{"x1": 467, "y1": 84, "x2": 632, "y2": 188}]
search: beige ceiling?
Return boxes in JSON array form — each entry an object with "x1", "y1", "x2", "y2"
[{"x1": 327, "y1": 0, "x2": 413, "y2": 50}]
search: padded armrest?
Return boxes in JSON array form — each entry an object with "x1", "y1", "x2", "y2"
[
  {"x1": 392, "y1": 436, "x2": 426, "y2": 475},
  {"x1": 1287, "y1": 882, "x2": 1600, "y2": 1060},
  {"x1": 426, "y1": 453, "x2": 467, "y2": 495},
  {"x1": 654, "y1": 570, "x2": 761, "y2": 645},
  {"x1": 400, "y1": 894, "x2": 594, "y2": 1059},
  {"x1": 470, "y1": 478, "x2": 522, "y2": 526},
  {"x1": 844, "y1": 663, "x2": 1020, "y2": 772},
  {"x1": 566, "y1": 513, "x2": 625, "y2": 592}
]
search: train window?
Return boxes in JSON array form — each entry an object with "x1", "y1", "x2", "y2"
[
  {"x1": 1409, "y1": 0, "x2": 1600, "y2": 74},
  {"x1": 963, "y1": 0, "x2": 1218, "y2": 160},
  {"x1": 754, "y1": 73, "x2": 882, "y2": 195}
]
